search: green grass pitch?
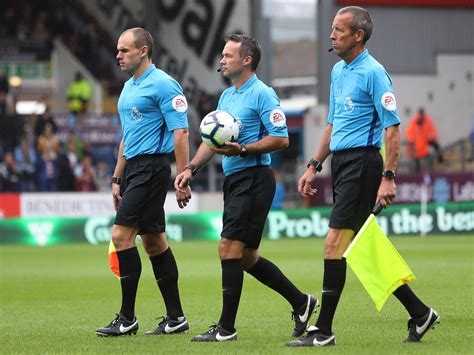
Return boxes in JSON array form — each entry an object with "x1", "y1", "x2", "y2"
[{"x1": 1, "y1": 236, "x2": 473, "y2": 354}]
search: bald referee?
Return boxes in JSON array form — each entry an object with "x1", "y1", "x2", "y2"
[
  {"x1": 95, "y1": 28, "x2": 191, "y2": 337},
  {"x1": 288, "y1": 6, "x2": 439, "y2": 347}
]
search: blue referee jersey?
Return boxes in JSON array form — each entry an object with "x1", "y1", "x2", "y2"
[
  {"x1": 118, "y1": 64, "x2": 189, "y2": 159},
  {"x1": 217, "y1": 74, "x2": 288, "y2": 176},
  {"x1": 328, "y1": 49, "x2": 400, "y2": 152}
]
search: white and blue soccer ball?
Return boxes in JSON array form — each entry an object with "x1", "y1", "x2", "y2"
[{"x1": 199, "y1": 110, "x2": 240, "y2": 148}]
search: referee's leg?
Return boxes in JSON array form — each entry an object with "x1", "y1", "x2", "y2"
[
  {"x1": 141, "y1": 232, "x2": 188, "y2": 335},
  {"x1": 95, "y1": 224, "x2": 141, "y2": 336},
  {"x1": 111, "y1": 224, "x2": 143, "y2": 319}
]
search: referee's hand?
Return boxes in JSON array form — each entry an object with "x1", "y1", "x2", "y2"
[
  {"x1": 176, "y1": 186, "x2": 192, "y2": 209},
  {"x1": 298, "y1": 169, "x2": 318, "y2": 197},
  {"x1": 112, "y1": 183, "x2": 122, "y2": 211},
  {"x1": 377, "y1": 178, "x2": 396, "y2": 208},
  {"x1": 174, "y1": 170, "x2": 192, "y2": 193}
]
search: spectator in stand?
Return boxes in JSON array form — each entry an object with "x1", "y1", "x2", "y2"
[
  {"x1": 14, "y1": 136, "x2": 37, "y2": 191},
  {"x1": 94, "y1": 160, "x2": 111, "y2": 192},
  {"x1": 34, "y1": 108, "x2": 58, "y2": 141},
  {"x1": 56, "y1": 152, "x2": 76, "y2": 191},
  {"x1": 0, "y1": 152, "x2": 21, "y2": 192},
  {"x1": 75, "y1": 154, "x2": 97, "y2": 192},
  {"x1": 66, "y1": 71, "x2": 92, "y2": 127},
  {"x1": 67, "y1": 131, "x2": 86, "y2": 161},
  {"x1": 36, "y1": 122, "x2": 60, "y2": 191},
  {"x1": 405, "y1": 108, "x2": 443, "y2": 172},
  {"x1": 65, "y1": 140, "x2": 80, "y2": 175},
  {"x1": 2, "y1": 101, "x2": 23, "y2": 152}
]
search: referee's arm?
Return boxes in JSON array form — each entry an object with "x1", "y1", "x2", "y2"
[
  {"x1": 112, "y1": 138, "x2": 126, "y2": 210},
  {"x1": 173, "y1": 128, "x2": 190, "y2": 173},
  {"x1": 377, "y1": 124, "x2": 400, "y2": 207},
  {"x1": 112, "y1": 138, "x2": 126, "y2": 180}
]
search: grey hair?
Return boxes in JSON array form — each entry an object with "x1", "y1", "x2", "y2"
[{"x1": 338, "y1": 6, "x2": 373, "y2": 44}]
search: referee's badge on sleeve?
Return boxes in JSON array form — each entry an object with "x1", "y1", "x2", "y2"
[
  {"x1": 270, "y1": 108, "x2": 286, "y2": 127},
  {"x1": 381, "y1": 92, "x2": 397, "y2": 111},
  {"x1": 172, "y1": 95, "x2": 188, "y2": 112}
]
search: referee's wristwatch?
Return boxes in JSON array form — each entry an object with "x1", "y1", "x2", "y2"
[
  {"x1": 382, "y1": 170, "x2": 396, "y2": 180},
  {"x1": 111, "y1": 177, "x2": 121, "y2": 185},
  {"x1": 307, "y1": 159, "x2": 323, "y2": 173},
  {"x1": 184, "y1": 162, "x2": 199, "y2": 177},
  {"x1": 239, "y1": 144, "x2": 248, "y2": 157}
]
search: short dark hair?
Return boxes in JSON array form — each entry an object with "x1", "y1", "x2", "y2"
[
  {"x1": 338, "y1": 6, "x2": 373, "y2": 44},
  {"x1": 126, "y1": 27, "x2": 153, "y2": 58},
  {"x1": 224, "y1": 34, "x2": 261, "y2": 71}
]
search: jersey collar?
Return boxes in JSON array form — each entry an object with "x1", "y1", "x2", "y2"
[
  {"x1": 345, "y1": 49, "x2": 369, "y2": 70},
  {"x1": 234, "y1": 74, "x2": 257, "y2": 93},
  {"x1": 133, "y1": 64, "x2": 155, "y2": 85}
]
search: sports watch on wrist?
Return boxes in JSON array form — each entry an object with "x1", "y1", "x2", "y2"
[
  {"x1": 382, "y1": 170, "x2": 396, "y2": 179},
  {"x1": 111, "y1": 177, "x2": 121, "y2": 185},
  {"x1": 239, "y1": 144, "x2": 248, "y2": 157},
  {"x1": 184, "y1": 162, "x2": 199, "y2": 177},
  {"x1": 307, "y1": 159, "x2": 323, "y2": 173}
]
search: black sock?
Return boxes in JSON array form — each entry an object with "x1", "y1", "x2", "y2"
[
  {"x1": 218, "y1": 259, "x2": 243, "y2": 332},
  {"x1": 149, "y1": 247, "x2": 184, "y2": 319},
  {"x1": 246, "y1": 257, "x2": 306, "y2": 310},
  {"x1": 393, "y1": 284, "x2": 429, "y2": 321},
  {"x1": 315, "y1": 259, "x2": 346, "y2": 335},
  {"x1": 117, "y1": 247, "x2": 142, "y2": 320}
]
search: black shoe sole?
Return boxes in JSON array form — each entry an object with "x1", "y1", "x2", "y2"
[
  {"x1": 144, "y1": 329, "x2": 189, "y2": 335},
  {"x1": 96, "y1": 330, "x2": 138, "y2": 337}
]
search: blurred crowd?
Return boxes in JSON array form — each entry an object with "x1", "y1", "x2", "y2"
[
  {"x1": 0, "y1": 0, "x2": 115, "y2": 85},
  {"x1": 0, "y1": 101, "x2": 112, "y2": 193}
]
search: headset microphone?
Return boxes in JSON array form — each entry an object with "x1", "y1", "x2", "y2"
[
  {"x1": 217, "y1": 68, "x2": 222, "y2": 72},
  {"x1": 116, "y1": 61, "x2": 121, "y2": 66},
  {"x1": 328, "y1": 48, "x2": 334, "y2": 52}
]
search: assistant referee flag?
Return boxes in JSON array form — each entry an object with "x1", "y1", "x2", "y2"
[{"x1": 343, "y1": 211, "x2": 416, "y2": 311}]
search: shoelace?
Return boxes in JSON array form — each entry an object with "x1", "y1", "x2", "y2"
[
  {"x1": 207, "y1": 323, "x2": 219, "y2": 333},
  {"x1": 110, "y1": 314, "x2": 121, "y2": 326}
]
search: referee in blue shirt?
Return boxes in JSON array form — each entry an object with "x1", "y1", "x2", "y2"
[
  {"x1": 96, "y1": 28, "x2": 191, "y2": 337},
  {"x1": 175, "y1": 34, "x2": 317, "y2": 342},
  {"x1": 288, "y1": 7, "x2": 439, "y2": 347}
]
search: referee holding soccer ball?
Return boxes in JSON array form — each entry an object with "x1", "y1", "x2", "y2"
[
  {"x1": 288, "y1": 6, "x2": 439, "y2": 347},
  {"x1": 175, "y1": 34, "x2": 317, "y2": 342}
]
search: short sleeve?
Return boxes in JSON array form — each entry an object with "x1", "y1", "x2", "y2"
[
  {"x1": 156, "y1": 78, "x2": 189, "y2": 131},
  {"x1": 257, "y1": 88, "x2": 288, "y2": 137},
  {"x1": 369, "y1": 68, "x2": 400, "y2": 129}
]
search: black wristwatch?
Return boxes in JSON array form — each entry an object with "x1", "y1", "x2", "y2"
[
  {"x1": 239, "y1": 144, "x2": 248, "y2": 157},
  {"x1": 382, "y1": 170, "x2": 396, "y2": 179},
  {"x1": 111, "y1": 177, "x2": 121, "y2": 185},
  {"x1": 184, "y1": 162, "x2": 199, "y2": 177},
  {"x1": 307, "y1": 159, "x2": 323, "y2": 173}
]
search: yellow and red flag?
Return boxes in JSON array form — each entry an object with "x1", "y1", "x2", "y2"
[{"x1": 108, "y1": 240, "x2": 120, "y2": 279}]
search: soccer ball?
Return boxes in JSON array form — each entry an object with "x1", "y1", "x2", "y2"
[{"x1": 199, "y1": 110, "x2": 240, "y2": 148}]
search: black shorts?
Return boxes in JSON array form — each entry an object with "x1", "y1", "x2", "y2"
[
  {"x1": 221, "y1": 166, "x2": 275, "y2": 249},
  {"x1": 114, "y1": 154, "x2": 170, "y2": 234},
  {"x1": 329, "y1": 147, "x2": 383, "y2": 233}
]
